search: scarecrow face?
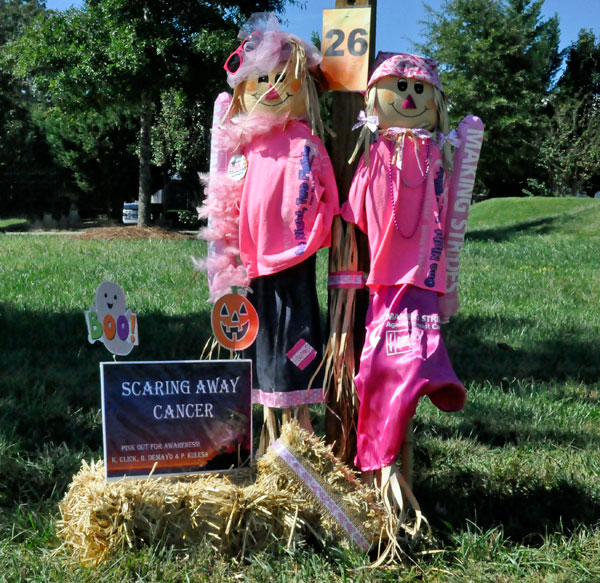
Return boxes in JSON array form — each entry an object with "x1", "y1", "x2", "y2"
[
  {"x1": 241, "y1": 60, "x2": 307, "y2": 117},
  {"x1": 374, "y1": 76, "x2": 438, "y2": 131}
]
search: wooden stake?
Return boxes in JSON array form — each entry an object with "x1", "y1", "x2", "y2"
[
  {"x1": 400, "y1": 420, "x2": 414, "y2": 489},
  {"x1": 325, "y1": 0, "x2": 377, "y2": 465}
]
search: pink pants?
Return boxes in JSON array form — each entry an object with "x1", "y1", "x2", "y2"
[{"x1": 354, "y1": 284, "x2": 466, "y2": 471}]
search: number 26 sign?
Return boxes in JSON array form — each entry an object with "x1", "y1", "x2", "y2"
[{"x1": 321, "y1": 7, "x2": 371, "y2": 92}]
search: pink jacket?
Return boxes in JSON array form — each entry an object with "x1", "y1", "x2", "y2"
[
  {"x1": 342, "y1": 134, "x2": 448, "y2": 293},
  {"x1": 239, "y1": 120, "x2": 339, "y2": 278}
]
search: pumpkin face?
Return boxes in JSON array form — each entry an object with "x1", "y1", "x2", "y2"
[{"x1": 211, "y1": 293, "x2": 259, "y2": 351}]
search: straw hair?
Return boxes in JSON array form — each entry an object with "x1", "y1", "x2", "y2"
[{"x1": 322, "y1": 217, "x2": 361, "y2": 463}]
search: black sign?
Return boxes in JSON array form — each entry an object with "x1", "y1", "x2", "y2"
[{"x1": 100, "y1": 360, "x2": 252, "y2": 480}]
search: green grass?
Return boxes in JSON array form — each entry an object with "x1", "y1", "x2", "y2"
[
  {"x1": 1, "y1": 198, "x2": 600, "y2": 581},
  {"x1": 0, "y1": 217, "x2": 29, "y2": 231}
]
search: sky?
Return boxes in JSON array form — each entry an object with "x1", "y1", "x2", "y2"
[{"x1": 45, "y1": 0, "x2": 600, "y2": 55}]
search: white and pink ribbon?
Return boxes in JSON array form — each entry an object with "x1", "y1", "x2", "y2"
[
  {"x1": 327, "y1": 270, "x2": 366, "y2": 289},
  {"x1": 272, "y1": 440, "x2": 370, "y2": 552},
  {"x1": 382, "y1": 127, "x2": 432, "y2": 171},
  {"x1": 352, "y1": 110, "x2": 379, "y2": 133},
  {"x1": 439, "y1": 129, "x2": 461, "y2": 149}
]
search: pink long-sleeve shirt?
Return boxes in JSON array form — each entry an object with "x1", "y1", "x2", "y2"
[
  {"x1": 342, "y1": 134, "x2": 448, "y2": 294},
  {"x1": 238, "y1": 120, "x2": 339, "y2": 278}
]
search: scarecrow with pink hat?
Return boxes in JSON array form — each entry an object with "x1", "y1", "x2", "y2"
[{"x1": 342, "y1": 52, "x2": 484, "y2": 500}]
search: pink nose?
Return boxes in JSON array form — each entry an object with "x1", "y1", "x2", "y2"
[
  {"x1": 401, "y1": 94, "x2": 417, "y2": 109},
  {"x1": 264, "y1": 85, "x2": 280, "y2": 101}
]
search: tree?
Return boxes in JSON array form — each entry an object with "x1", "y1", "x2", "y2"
[
  {"x1": 557, "y1": 29, "x2": 600, "y2": 98},
  {"x1": 532, "y1": 93, "x2": 600, "y2": 196},
  {"x1": 13, "y1": 0, "x2": 291, "y2": 224},
  {"x1": 0, "y1": 0, "x2": 61, "y2": 216},
  {"x1": 534, "y1": 30, "x2": 600, "y2": 196},
  {"x1": 0, "y1": 0, "x2": 44, "y2": 45},
  {"x1": 418, "y1": 0, "x2": 562, "y2": 197}
]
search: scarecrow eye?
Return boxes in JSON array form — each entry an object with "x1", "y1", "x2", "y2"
[
  {"x1": 258, "y1": 75, "x2": 269, "y2": 84},
  {"x1": 220, "y1": 304, "x2": 229, "y2": 317},
  {"x1": 274, "y1": 72, "x2": 286, "y2": 84},
  {"x1": 397, "y1": 78, "x2": 408, "y2": 92},
  {"x1": 414, "y1": 82, "x2": 424, "y2": 94}
]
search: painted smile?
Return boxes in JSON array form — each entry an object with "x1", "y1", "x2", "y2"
[
  {"x1": 252, "y1": 92, "x2": 293, "y2": 107},
  {"x1": 220, "y1": 321, "x2": 249, "y2": 341},
  {"x1": 390, "y1": 102, "x2": 429, "y2": 118}
]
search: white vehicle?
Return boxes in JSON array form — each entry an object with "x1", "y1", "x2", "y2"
[{"x1": 122, "y1": 202, "x2": 138, "y2": 224}]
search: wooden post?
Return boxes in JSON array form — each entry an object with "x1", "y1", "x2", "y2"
[
  {"x1": 330, "y1": 0, "x2": 377, "y2": 199},
  {"x1": 325, "y1": 0, "x2": 376, "y2": 463},
  {"x1": 324, "y1": 1, "x2": 415, "y2": 486}
]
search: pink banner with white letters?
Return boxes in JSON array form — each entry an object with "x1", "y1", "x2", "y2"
[{"x1": 439, "y1": 116, "x2": 484, "y2": 323}]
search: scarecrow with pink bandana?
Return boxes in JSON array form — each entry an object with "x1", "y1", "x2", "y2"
[{"x1": 342, "y1": 52, "x2": 483, "y2": 499}]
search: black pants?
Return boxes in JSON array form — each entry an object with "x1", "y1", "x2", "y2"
[{"x1": 245, "y1": 255, "x2": 325, "y2": 407}]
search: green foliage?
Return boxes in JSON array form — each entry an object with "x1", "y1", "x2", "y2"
[
  {"x1": 0, "y1": 0, "x2": 64, "y2": 216},
  {"x1": 419, "y1": 0, "x2": 562, "y2": 196},
  {"x1": 537, "y1": 30, "x2": 600, "y2": 196},
  {"x1": 557, "y1": 29, "x2": 600, "y2": 98},
  {"x1": 151, "y1": 88, "x2": 209, "y2": 176},
  {"x1": 533, "y1": 93, "x2": 600, "y2": 196},
  {"x1": 8, "y1": 0, "x2": 294, "y2": 222},
  {"x1": 0, "y1": 0, "x2": 44, "y2": 45}
]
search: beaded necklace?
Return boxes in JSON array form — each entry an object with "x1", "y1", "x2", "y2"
[{"x1": 386, "y1": 134, "x2": 431, "y2": 239}]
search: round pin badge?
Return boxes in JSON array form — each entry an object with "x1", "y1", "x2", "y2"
[{"x1": 227, "y1": 154, "x2": 248, "y2": 181}]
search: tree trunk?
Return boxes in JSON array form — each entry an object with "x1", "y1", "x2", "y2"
[{"x1": 137, "y1": 89, "x2": 153, "y2": 227}]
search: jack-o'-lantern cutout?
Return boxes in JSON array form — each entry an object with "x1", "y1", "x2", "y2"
[{"x1": 211, "y1": 293, "x2": 259, "y2": 351}]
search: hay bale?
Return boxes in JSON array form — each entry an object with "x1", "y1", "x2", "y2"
[
  {"x1": 58, "y1": 424, "x2": 423, "y2": 565},
  {"x1": 57, "y1": 460, "x2": 313, "y2": 565},
  {"x1": 57, "y1": 460, "x2": 249, "y2": 565}
]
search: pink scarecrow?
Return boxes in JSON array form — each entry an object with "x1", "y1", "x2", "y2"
[
  {"x1": 198, "y1": 13, "x2": 338, "y2": 447},
  {"x1": 342, "y1": 52, "x2": 483, "y2": 499}
]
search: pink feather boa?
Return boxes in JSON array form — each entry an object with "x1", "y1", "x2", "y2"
[{"x1": 195, "y1": 112, "x2": 295, "y2": 302}]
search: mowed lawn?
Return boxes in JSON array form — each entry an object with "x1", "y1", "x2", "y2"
[{"x1": 1, "y1": 197, "x2": 599, "y2": 582}]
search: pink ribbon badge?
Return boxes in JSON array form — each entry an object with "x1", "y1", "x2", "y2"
[{"x1": 287, "y1": 339, "x2": 317, "y2": 370}]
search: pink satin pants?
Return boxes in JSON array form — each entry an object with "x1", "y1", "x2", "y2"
[{"x1": 354, "y1": 284, "x2": 467, "y2": 471}]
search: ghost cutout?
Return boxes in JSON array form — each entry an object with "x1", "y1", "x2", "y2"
[{"x1": 85, "y1": 281, "x2": 138, "y2": 356}]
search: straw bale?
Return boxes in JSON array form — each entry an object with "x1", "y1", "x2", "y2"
[
  {"x1": 57, "y1": 460, "x2": 253, "y2": 565},
  {"x1": 58, "y1": 423, "x2": 424, "y2": 566}
]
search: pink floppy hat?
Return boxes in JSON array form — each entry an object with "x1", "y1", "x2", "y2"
[{"x1": 367, "y1": 52, "x2": 443, "y2": 92}]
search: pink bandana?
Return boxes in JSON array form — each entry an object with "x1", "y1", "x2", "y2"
[{"x1": 367, "y1": 52, "x2": 443, "y2": 92}]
